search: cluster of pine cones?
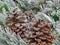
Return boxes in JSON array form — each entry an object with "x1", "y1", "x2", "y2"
[{"x1": 5, "y1": 9, "x2": 55, "y2": 45}]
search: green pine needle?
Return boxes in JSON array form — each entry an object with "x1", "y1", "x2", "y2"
[
  {"x1": 52, "y1": 14, "x2": 59, "y2": 22},
  {"x1": 0, "y1": 3, "x2": 9, "y2": 12}
]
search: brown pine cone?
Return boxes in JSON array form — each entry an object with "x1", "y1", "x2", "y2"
[{"x1": 5, "y1": 9, "x2": 55, "y2": 45}]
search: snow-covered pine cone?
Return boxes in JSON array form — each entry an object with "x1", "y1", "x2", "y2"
[{"x1": 5, "y1": 9, "x2": 55, "y2": 45}]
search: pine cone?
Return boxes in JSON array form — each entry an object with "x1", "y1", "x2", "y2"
[{"x1": 5, "y1": 9, "x2": 55, "y2": 45}]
